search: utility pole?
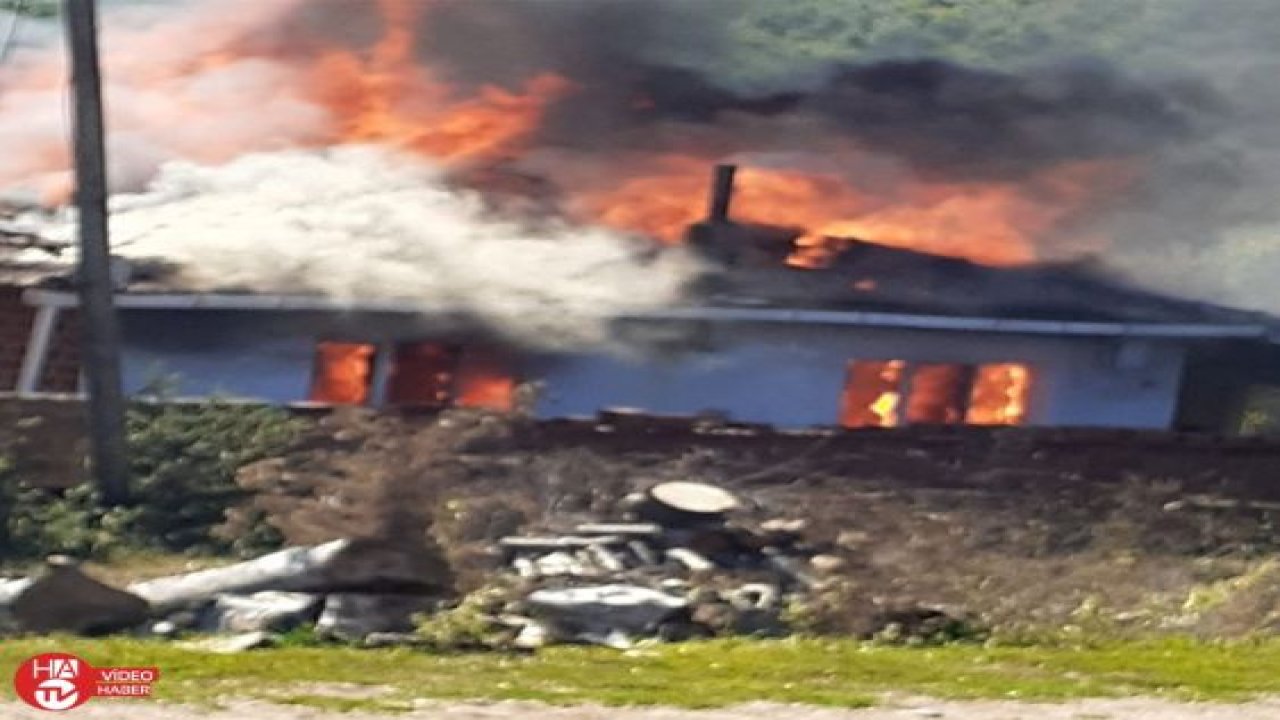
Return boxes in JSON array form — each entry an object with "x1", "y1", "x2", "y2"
[{"x1": 64, "y1": 0, "x2": 130, "y2": 505}]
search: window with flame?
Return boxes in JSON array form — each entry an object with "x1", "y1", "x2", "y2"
[
  {"x1": 386, "y1": 343, "x2": 458, "y2": 408},
  {"x1": 309, "y1": 342, "x2": 377, "y2": 405},
  {"x1": 386, "y1": 343, "x2": 516, "y2": 411},
  {"x1": 309, "y1": 340, "x2": 516, "y2": 409},
  {"x1": 841, "y1": 360, "x2": 1032, "y2": 428}
]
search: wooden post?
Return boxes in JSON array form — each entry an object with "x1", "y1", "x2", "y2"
[{"x1": 65, "y1": 0, "x2": 130, "y2": 505}]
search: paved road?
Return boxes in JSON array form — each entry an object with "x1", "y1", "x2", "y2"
[{"x1": 6, "y1": 698, "x2": 1280, "y2": 720}]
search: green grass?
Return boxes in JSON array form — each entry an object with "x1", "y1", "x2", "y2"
[{"x1": 2, "y1": 637, "x2": 1279, "y2": 711}]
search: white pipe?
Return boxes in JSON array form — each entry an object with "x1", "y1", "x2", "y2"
[
  {"x1": 16, "y1": 304, "x2": 59, "y2": 394},
  {"x1": 368, "y1": 341, "x2": 395, "y2": 407}
]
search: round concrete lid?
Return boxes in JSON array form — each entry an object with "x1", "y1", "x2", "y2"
[{"x1": 649, "y1": 482, "x2": 740, "y2": 515}]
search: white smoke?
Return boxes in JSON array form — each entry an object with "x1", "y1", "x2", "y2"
[
  {"x1": 43, "y1": 146, "x2": 703, "y2": 348},
  {"x1": 0, "y1": 0, "x2": 322, "y2": 200},
  {"x1": 0, "y1": 1, "x2": 704, "y2": 348}
]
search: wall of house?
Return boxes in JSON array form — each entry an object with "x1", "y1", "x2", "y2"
[
  {"x1": 0, "y1": 287, "x2": 33, "y2": 389},
  {"x1": 113, "y1": 310, "x2": 1189, "y2": 429},
  {"x1": 1, "y1": 287, "x2": 81, "y2": 392},
  {"x1": 119, "y1": 310, "x2": 316, "y2": 402},
  {"x1": 0, "y1": 393, "x2": 88, "y2": 488},
  {"x1": 530, "y1": 322, "x2": 1188, "y2": 429}
]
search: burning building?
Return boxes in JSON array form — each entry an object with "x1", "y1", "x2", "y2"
[
  {"x1": 3, "y1": 1, "x2": 1280, "y2": 433},
  {"x1": 8, "y1": 162, "x2": 1280, "y2": 433}
]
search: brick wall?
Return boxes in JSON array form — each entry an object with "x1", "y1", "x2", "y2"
[
  {"x1": 0, "y1": 287, "x2": 30, "y2": 389},
  {"x1": 0, "y1": 394, "x2": 88, "y2": 489},
  {"x1": 41, "y1": 307, "x2": 81, "y2": 392},
  {"x1": 0, "y1": 286, "x2": 81, "y2": 392}
]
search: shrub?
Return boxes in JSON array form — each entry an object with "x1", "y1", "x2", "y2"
[
  {"x1": 0, "y1": 402, "x2": 304, "y2": 563},
  {"x1": 414, "y1": 584, "x2": 522, "y2": 651},
  {"x1": 123, "y1": 402, "x2": 302, "y2": 553}
]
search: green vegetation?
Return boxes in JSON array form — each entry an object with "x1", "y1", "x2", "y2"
[
  {"x1": 708, "y1": 0, "x2": 1272, "y2": 95},
  {"x1": 0, "y1": 403, "x2": 302, "y2": 565},
  {"x1": 0, "y1": 0, "x2": 57, "y2": 19},
  {"x1": 716, "y1": 0, "x2": 1136, "y2": 88},
  {"x1": 3, "y1": 637, "x2": 1280, "y2": 711}
]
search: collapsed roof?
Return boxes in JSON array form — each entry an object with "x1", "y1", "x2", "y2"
[
  {"x1": 6, "y1": 221, "x2": 1277, "y2": 339},
  {"x1": 691, "y1": 230, "x2": 1272, "y2": 328}
]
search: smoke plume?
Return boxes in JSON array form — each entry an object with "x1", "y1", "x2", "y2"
[
  {"x1": 2, "y1": 0, "x2": 1280, "y2": 314},
  {"x1": 43, "y1": 145, "x2": 701, "y2": 348},
  {"x1": 394, "y1": 0, "x2": 1280, "y2": 309}
]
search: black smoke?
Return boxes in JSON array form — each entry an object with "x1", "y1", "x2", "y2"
[
  {"x1": 261, "y1": 0, "x2": 1280, "y2": 310},
  {"x1": 804, "y1": 60, "x2": 1219, "y2": 179},
  {"x1": 384, "y1": 1, "x2": 1223, "y2": 184}
]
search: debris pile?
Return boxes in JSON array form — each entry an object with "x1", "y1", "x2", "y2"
[
  {"x1": 0, "y1": 477, "x2": 995, "y2": 650},
  {"x1": 0, "y1": 538, "x2": 452, "y2": 651},
  {"x1": 441, "y1": 481, "x2": 836, "y2": 648},
  {"x1": 0, "y1": 480, "x2": 844, "y2": 651}
]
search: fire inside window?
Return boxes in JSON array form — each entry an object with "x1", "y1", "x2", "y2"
[
  {"x1": 841, "y1": 360, "x2": 1032, "y2": 428},
  {"x1": 309, "y1": 341, "x2": 515, "y2": 410},
  {"x1": 386, "y1": 343, "x2": 458, "y2": 407},
  {"x1": 309, "y1": 342, "x2": 376, "y2": 405}
]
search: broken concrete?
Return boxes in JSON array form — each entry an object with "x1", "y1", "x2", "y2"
[
  {"x1": 130, "y1": 538, "x2": 449, "y2": 614},
  {"x1": 316, "y1": 593, "x2": 437, "y2": 643},
  {"x1": 525, "y1": 585, "x2": 688, "y2": 646},
  {"x1": 199, "y1": 591, "x2": 323, "y2": 634},
  {"x1": 0, "y1": 577, "x2": 34, "y2": 633},
  {"x1": 1, "y1": 473, "x2": 826, "y2": 651},
  {"x1": 482, "y1": 477, "x2": 830, "y2": 647}
]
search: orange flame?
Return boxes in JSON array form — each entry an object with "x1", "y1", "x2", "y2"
[
  {"x1": 0, "y1": 0, "x2": 1130, "y2": 276},
  {"x1": 574, "y1": 154, "x2": 1118, "y2": 266},
  {"x1": 903, "y1": 364, "x2": 966, "y2": 425},
  {"x1": 384, "y1": 343, "x2": 516, "y2": 411},
  {"x1": 310, "y1": 342, "x2": 375, "y2": 405},
  {"x1": 841, "y1": 360, "x2": 904, "y2": 428},
  {"x1": 311, "y1": 0, "x2": 571, "y2": 165},
  {"x1": 455, "y1": 349, "x2": 516, "y2": 411},
  {"x1": 843, "y1": 361, "x2": 1032, "y2": 428},
  {"x1": 967, "y1": 363, "x2": 1032, "y2": 425}
]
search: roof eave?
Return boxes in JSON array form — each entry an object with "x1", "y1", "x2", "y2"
[{"x1": 23, "y1": 289, "x2": 1272, "y2": 341}]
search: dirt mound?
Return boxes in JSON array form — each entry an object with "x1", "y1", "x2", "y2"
[{"x1": 222, "y1": 411, "x2": 1280, "y2": 638}]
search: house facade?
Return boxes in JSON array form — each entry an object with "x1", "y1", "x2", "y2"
[
  {"x1": 0, "y1": 251, "x2": 80, "y2": 394},
  {"x1": 9, "y1": 204, "x2": 1280, "y2": 435},
  {"x1": 13, "y1": 282, "x2": 1275, "y2": 433}
]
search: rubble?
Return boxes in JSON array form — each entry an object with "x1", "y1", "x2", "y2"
[
  {"x1": 198, "y1": 591, "x2": 322, "y2": 634},
  {"x1": 124, "y1": 538, "x2": 451, "y2": 644},
  {"x1": 0, "y1": 479, "x2": 864, "y2": 651},
  {"x1": 0, "y1": 534, "x2": 453, "y2": 649},
  {"x1": 468, "y1": 480, "x2": 827, "y2": 647},
  {"x1": 7, "y1": 556, "x2": 149, "y2": 635},
  {"x1": 316, "y1": 593, "x2": 438, "y2": 643},
  {"x1": 0, "y1": 577, "x2": 34, "y2": 632},
  {"x1": 525, "y1": 585, "x2": 688, "y2": 647},
  {"x1": 129, "y1": 538, "x2": 447, "y2": 614}
]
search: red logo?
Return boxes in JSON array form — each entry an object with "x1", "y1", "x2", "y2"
[{"x1": 14, "y1": 653, "x2": 160, "y2": 712}]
